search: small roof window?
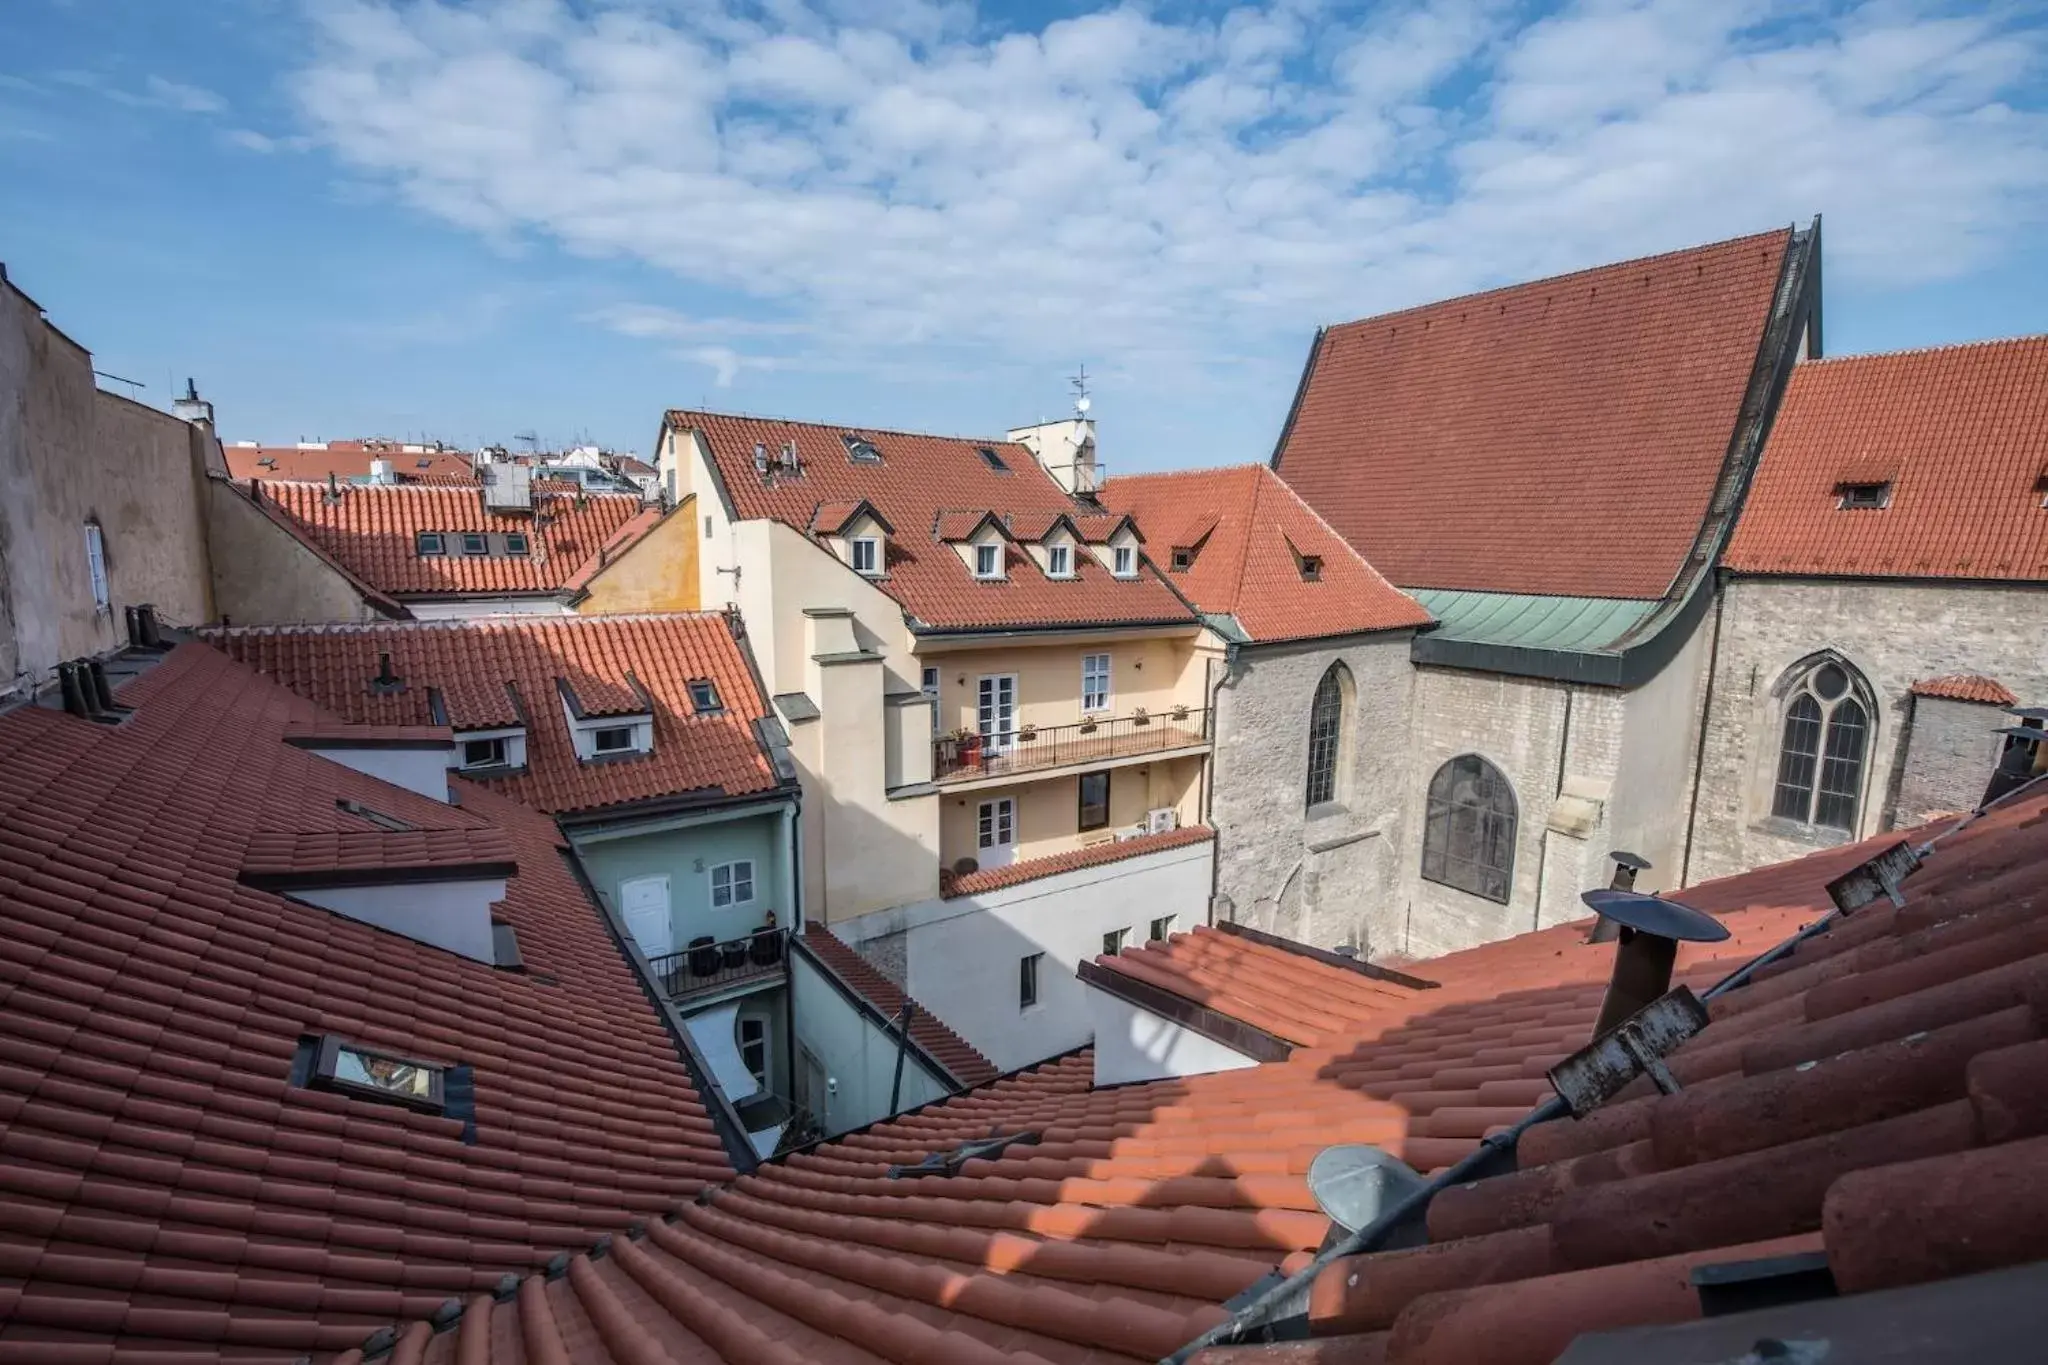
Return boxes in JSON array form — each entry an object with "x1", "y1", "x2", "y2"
[
  {"x1": 977, "y1": 446, "x2": 1008, "y2": 472},
  {"x1": 975, "y1": 542, "x2": 1003, "y2": 579},
  {"x1": 1112, "y1": 544, "x2": 1136, "y2": 577},
  {"x1": 416, "y1": 531, "x2": 446, "y2": 556},
  {"x1": 1299, "y1": 554, "x2": 1324, "y2": 582},
  {"x1": 1047, "y1": 544, "x2": 1072, "y2": 578},
  {"x1": 843, "y1": 434, "x2": 883, "y2": 464},
  {"x1": 593, "y1": 725, "x2": 637, "y2": 753},
  {"x1": 338, "y1": 797, "x2": 417, "y2": 832},
  {"x1": 310, "y1": 1035, "x2": 446, "y2": 1113},
  {"x1": 461, "y1": 532, "x2": 489, "y2": 555},
  {"x1": 850, "y1": 536, "x2": 881, "y2": 576},
  {"x1": 257, "y1": 456, "x2": 277, "y2": 468},
  {"x1": 1837, "y1": 481, "x2": 1892, "y2": 510},
  {"x1": 1170, "y1": 547, "x2": 1195, "y2": 571},
  {"x1": 687, "y1": 678, "x2": 724, "y2": 713},
  {"x1": 504, "y1": 532, "x2": 531, "y2": 557},
  {"x1": 461, "y1": 735, "x2": 510, "y2": 770}
]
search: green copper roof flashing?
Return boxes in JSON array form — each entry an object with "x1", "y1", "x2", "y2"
[{"x1": 1408, "y1": 582, "x2": 1713, "y2": 688}]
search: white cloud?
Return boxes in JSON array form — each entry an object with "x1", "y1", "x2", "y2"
[
  {"x1": 225, "y1": 127, "x2": 314, "y2": 153},
  {"x1": 291, "y1": 0, "x2": 2048, "y2": 379},
  {"x1": 144, "y1": 74, "x2": 228, "y2": 114}
]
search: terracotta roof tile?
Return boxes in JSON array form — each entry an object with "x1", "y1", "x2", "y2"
[
  {"x1": 1275, "y1": 228, "x2": 1793, "y2": 599},
  {"x1": 1725, "y1": 336, "x2": 2048, "y2": 580},
  {"x1": 1101, "y1": 466, "x2": 1432, "y2": 643},
  {"x1": 671, "y1": 410, "x2": 1196, "y2": 632},
  {"x1": 252, "y1": 480, "x2": 645, "y2": 598},
  {"x1": 357, "y1": 780, "x2": 2048, "y2": 1362},
  {"x1": 224, "y1": 441, "x2": 476, "y2": 485},
  {"x1": 0, "y1": 644, "x2": 733, "y2": 1359},
  {"x1": 1911, "y1": 673, "x2": 2019, "y2": 706},
  {"x1": 941, "y1": 823, "x2": 1214, "y2": 898},
  {"x1": 797, "y1": 926, "x2": 998, "y2": 1088},
  {"x1": 206, "y1": 614, "x2": 781, "y2": 816}
]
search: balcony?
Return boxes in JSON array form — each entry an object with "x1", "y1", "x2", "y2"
[
  {"x1": 647, "y1": 926, "x2": 788, "y2": 1004},
  {"x1": 933, "y1": 708, "x2": 1209, "y2": 785}
]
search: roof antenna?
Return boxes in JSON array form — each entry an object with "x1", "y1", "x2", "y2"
[{"x1": 1070, "y1": 365, "x2": 1092, "y2": 419}]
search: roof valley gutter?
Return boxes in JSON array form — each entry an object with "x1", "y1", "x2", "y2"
[{"x1": 1158, "y1": 847, "x2": 1878, "y2": 1362}]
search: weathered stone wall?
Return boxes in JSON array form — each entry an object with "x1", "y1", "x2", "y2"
[
  {"x1": 1688, "y1": 577, "x2": 2048, "y2": 882},
  {"x1": 1895, "y1": 694, "x2": 2008, "y2": 827},
  {"x1": 1208, "y1": 630, "x2": 1416, "y2": 955}
]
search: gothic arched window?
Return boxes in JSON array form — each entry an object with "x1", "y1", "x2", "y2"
[
  {"x1": 1304, "y1": 663, "x2": 1351, "y2": 809},
  {"x1": 1772, "y1": 659, "x2": 1872, "y2": 831},
  {"x1": 1421, "y1": 755, "x2": 1517, "y2": 903}
]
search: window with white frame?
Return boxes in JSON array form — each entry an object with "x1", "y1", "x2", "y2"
[
  {"x1": 1149, "y1": 915, "x2": 1175, "y2": 942},
  {"x1": 1081, "y1": 653, "x2": 1111, "y2": 713},
  {"x1": 737, "y1": 1016, "x2": 768, "y2": 1087},
  {"x1": 922, "y1": 666, "x2": 941, "y2": 734},
  {"x1": 1047, "y1": 544, "x2": 1072, "y2": 577},
  {"x1": 460, "y1": 736, "x2": 508, "y2": 769},
  {"x1": 1102, "y1": 926, "x2": 1128, "y2": 956},
  {"x1": 710, "y1": 859, "x2": 756, "y2": 909},
  {"x1": 592, "y1": 725, "x2": 636, "y2": 754},
  {"x1": 84, "y1": 522, "x2": 109, "y2": 611},
  {"x1": 974, "y1": 542, "x2": 1002, "y2": 578},
  {"x1": 850, "y1": 537, "x2": 880, "y2": 575},
  {"x1": 1112, "y1": 544, "x2": 1135, "y2": 577}
]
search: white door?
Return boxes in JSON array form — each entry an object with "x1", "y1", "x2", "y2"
[
  {"x1": 977, "y1": 798, "x2": 1017, "y2": 868},
  {"x1": 977, "y1": 674, "x2": 1017, "y2": 751},
  {"x1": 619, "y1": 875, "x2": 673, "y2": 957}
]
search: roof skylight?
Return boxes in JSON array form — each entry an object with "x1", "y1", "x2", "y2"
[
  {"x1": 977, "y1": 446, "x2": 1009, "y2": 471},
  {"x1": 843, "y1": 434, "x2": 883, "y2": 464},
  {"x1": 309, "y1": 1034, "x2": 447, "y2": 1113}
]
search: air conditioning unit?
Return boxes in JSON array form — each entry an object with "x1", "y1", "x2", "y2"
[
  {"x1": 1146, "y1": 807, "x2": 1179, "y2": 835},
  {"x1": 1114, "y1": 823, "x2": 1148, "y2": 843}
]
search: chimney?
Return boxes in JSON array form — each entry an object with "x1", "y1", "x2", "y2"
[
  {"x1": 324, "y1": 471, "x2": 342, "y2": 504},
  {"x1": 1587, "y1": 851, "x2": 1652, "y2": 943},
  {"x1": 56, "y1": 661, "x2": 92, "y2": 719},
  {"x1": 86, "y1": 659, "x2": 125, "y2": 715},
  {"x1": 369, "y1": 652, "x2": 406, "y2": 696},
  {"x1": 172, "y1": 378, "x2": 214, "y2": 427},
  {"x1": 1984, "y1": 707, "x2": 2048, "y2": 805},
  {"x1": 1579, "y1": 889, "x2": 1730, "y2": 1040}
]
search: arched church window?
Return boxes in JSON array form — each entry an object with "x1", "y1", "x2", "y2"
[
  {"x1": 1421, "y1": 755, "x2": 1517, "y2": 903},
  {"x1": 1772, "y1": 659, "x2": 1871, "y2": 831},
  {"x1": 1304, "y1": 663, "x2": 1351, "y2": 808}
]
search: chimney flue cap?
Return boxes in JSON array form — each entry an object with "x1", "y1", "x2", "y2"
[
  {"x1": 1609, "y1": 850, "x2": 1652, "y2": 872},
  {"x1": 1580, "y1": 890, "x2": 1728, "y2": 943}
]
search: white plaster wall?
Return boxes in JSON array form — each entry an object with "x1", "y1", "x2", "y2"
[
  {"x1": 404, "y1": 597, "x2": 574, "y2": 619},
  {"x1": 788, "y1": 947, "x2": 950, "y2": 1136},
  {"x1": 1086, "y1": 986, "x2": 1261, "y2": 1085},
  {"x1": 293, "y1": 878, "x2": 506, "y2": 962},
  {"x1": 839, "y1": 838, "x2": 1215, "y2": 1073},
  {"x1": 303, "y1": 745, "x2": 452, "y2": 802}
]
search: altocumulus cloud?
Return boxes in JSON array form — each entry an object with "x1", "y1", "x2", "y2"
[{"x1": 295, "y1": 0, "x2": 2048, "y2": 378}]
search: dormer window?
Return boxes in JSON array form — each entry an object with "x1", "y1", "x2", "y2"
[
  {"x1": 687, "y1": 678, "x2": 723, "y2": 713},
  {"x1": 461, "y1": 736, "x2": 509, "y2": 769},
  {"x1": 461, "y1": 532, "x2": 489, "y2": 556},
  {"x1": 1047, "y1": 544, "x2": 1072, "y2": 577},
  {"x1": 1171, "y1": 547, "x2": 1194, "y2": 571},
  {"x1": 975, "y1": 543, "x2": 1003, "y2": 579},
  {"x1": 843, "y1": 434, "x2": 883, "y2": 464},
  {"x1": 851, "y1": 536, "x2": 881, "y2": 575},
  {"x1": 1299, "y1": 554, "x2": 1324, "y2": 582},
  {"x1": 1112, "y1": 545, "x2": 1135, "y2": 577},
  {"x1": 1837, "y1": 481, "x2": 1891, "y2": 510},
  {"x1": 593, "y1": 725, "x2": 635, "y2": 754},
  {"x1": 453, "y1": 725, "x2": 526, "y2": 773},
  {"x1": 417, "y1": 531, "x2": 447, "y2": 556}
]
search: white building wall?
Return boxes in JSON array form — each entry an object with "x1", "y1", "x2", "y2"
[
  {"x1": 1086, "y1": 987, "x2": 1261, "y2": 1086},
  {"x1": 788, "y1": 948, "x2": 950, "y2": 1136},
  {"x1": 837, "y1": 838, "x2": 1215, "y2": 1073},
  {"x1": 300, "y1": 744, "x2": 452, "y2": 802}
]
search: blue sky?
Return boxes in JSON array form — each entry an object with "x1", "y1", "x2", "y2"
[{"x1": 2, "y1": 0, "x2": 2044, "y2": 469}]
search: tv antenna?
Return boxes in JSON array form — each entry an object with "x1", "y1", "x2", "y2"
[
  {"x1": 1070, "y1": 365, "x2": 1091, "y2": 416},
  {"x1": 514, "y1": 429, "x2": 539, "y2": 453}
]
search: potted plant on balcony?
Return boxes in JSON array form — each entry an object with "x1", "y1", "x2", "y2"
[
  {"x1": 1017, "y1": 723, "x2": 1038, "y2": 742},
  {"x1": 1132, "y1": 706, "x2": 1150, "y2": 727},
  {"x1": 1078, "y1": 716, "x2": 1098, "y2": 735},
  {"x1": 1170, "y1": 703, "x2": 1190, "y2": 722}
]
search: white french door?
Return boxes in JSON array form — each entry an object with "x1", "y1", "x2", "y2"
[
  {"x1": 977, "y1": 674, "x2": 1017, "y2": 752},
  {"x1": 977, "y1": 797, "x2": 1017, "y2": 868}
]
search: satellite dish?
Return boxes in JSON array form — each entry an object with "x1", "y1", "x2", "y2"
[
  {"x1": 1307, "y1": 1144, "x2": 1428, "y2": 1235},
  {"x1": 1075, "y1": 396, "x2": 1092, "y2": 414}
]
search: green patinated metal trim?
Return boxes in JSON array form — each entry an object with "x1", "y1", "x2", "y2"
[{"x1": 1409, "y1": 590, "x2": 1659, "y2": 654}]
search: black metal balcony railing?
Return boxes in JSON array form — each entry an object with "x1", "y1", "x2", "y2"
[
  {"x1": 646, "y1": 926, "x2": 788, "y2": 1002},
  {"x1": 933, "y1": 707, "x2": 1209, "y2": 784}
]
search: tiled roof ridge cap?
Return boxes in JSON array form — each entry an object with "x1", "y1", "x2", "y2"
[
  {"x1": 1322, "y1": 225, "x2": 1792, "y2": 334},
  {"x1": 1104, "y1": 462, "x2": 1270, "y2": 484},
  {"x1": 667, "y1": 407, "x2": 1032, "y2": 451},
  {"x1": 256, "y1": 477, "x2": 638, "y2": 498},
  {"x1": 1796, "y1": 331, "x2": 2048, "y2": 367},
  {"x1": 202, "y1": 610, "x2": 734, "y2": 638}
]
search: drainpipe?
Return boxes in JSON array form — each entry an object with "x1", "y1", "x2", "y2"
[{"x1": 1204, "y1": 644, "x2": 1242, "y2": 926}]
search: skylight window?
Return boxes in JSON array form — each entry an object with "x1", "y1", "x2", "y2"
[
  {"x1": 977, "y1": 446, "x2": 1008, "y2": 471},
  {"x1": 257, "y1": 456, "x2": 277, "y2": 468},
  {"x1": 310, "y1": 1035, "x2": 446, "y2": 1113},
  {"x1": 337, "y1": 798, "x2": 417, "y2": 832},
  {"x1": 974, "y1": 543, "x2": 1003, "y2": 578},
  {"x1": 687, "y1": 679, "x2": 724, "y2": 713},
  {"x1": 461, "y1": 532, "x2": 489, "y2": 556},
  {"x1": 1837, "y1": 482, "x2": 1892, "y2": 510},
  {"x1": 850, "y1": 536, "x2": 881, "y2": 575},
  {"x1": 842, "y1": 434, "x2": 883, "y2": 464},
  {"x1": 416, "y1": 458, "x2": 434, "y2": 469},
  {"x1": 503, "y1": 532, "x2": 530, "y2": 557},
  {"x1": 417, "y1": 531, "x2": 446, "y2": 556}
]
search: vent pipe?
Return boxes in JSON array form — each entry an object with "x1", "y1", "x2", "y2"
[
  {"x1": 86, "y1": 660, "x2": 121, "y2": 713},
  {"x1": 57, "y1": 662, "x2": 91, "y2": 719},
  {"x1": 1984, "y1": 708, "x2": 2048, "y2": 805},
  {"x1": 369, "y1": 652, "x2": 406, "y2": 696},
  {"x1": 1587, "y1": 851, "x2": 1652, "y2": 943},
  {"x1": 1580, "y1": 889, "x2": 1730, "y2": 1040}
]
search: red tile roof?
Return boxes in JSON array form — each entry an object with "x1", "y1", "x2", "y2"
[
  {"x1": 0, "y1": 645, "x2": 734, "y2": 1361},
  {"x1": 1102, "y1": 465, "x2": 1432, "y2": 643},
  {"x1": 225, "y1": 440, "x2": 476, "y2": 485},
  {"x1": 217, "y1": 474, "x2": 413, "y2": 619},
  {"x1": 1275, "y1": 228, "x2": 1795, "y2": 599},
  {"x1": 239, "y1": 826, "x2": 517, "y2": 881},
  {"x1": 670, "y1": 410, "x2": 1199, "y2": 632},
  {"x1": 797, "y1": 925, "x2": 998, "y2": 1088},
  {"x1": 1911, "y1": 673, "x2": 2019, "y2": 706},
  {"x1": 1723, "y1": 336, "x2": 2048, "y2": 580},
  {"x1": 345, "y1": 783, "x2": 2048, "y2": 1363},
  {"x1": 206, "y1": 614, "x2": 783, "y2": 817},
  {"x1": 253, "y1": 480, "x2": 646, "y2": 597},
  {"x1": 942, "y1": 823, "x2": 1214, "y2": 898}
]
